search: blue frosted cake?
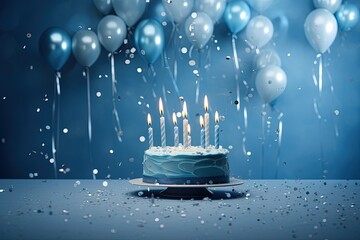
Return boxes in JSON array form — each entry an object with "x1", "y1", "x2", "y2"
[{"x1": 143, "y1": 146, "x2": 229, "y2": 184}]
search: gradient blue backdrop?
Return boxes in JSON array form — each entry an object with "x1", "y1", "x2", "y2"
[{"x1": 0, "y1": 0, "x2": 359, "y2": 179}]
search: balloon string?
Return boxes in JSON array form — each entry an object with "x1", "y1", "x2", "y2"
[
  {"x1": 189, "y1": 45, "x2": 194, "y2": 59},
  {"x1": 51, "y1": 73, "x2": 59, "y2": 179},
  {"x1": 232, "y1": 35, "x2": 240, "y2": 70},
  {"x1": 148, "y1": 63, "x2": 156, "y2": 77},
  {"x1": 110, "y1": 54, "x2": 123, "y2": 142},
  {"x1": 274, "y1": 119, "x2": 283, "y2": 179},
  {"x1": 56, "y1": 72, "x2": 61, "y2": 95},
  {"x1": 161, "y1": 84, "x2": 172, "y2": 122},
  {"x1": 163, "y1": 50, "x2": 180, "y2": 98},
  {"x1": 85, "y1": 67, "x2": 94, "y2": 177},
  {"x1": 261, "y1": 104, "x2": 266, "y2": 179},
  {"x1": 313, "y1": 97, "x2": 325, "y2": 178},
  {"x1": 195, "y1": 50, "x2": 202, "y2": 104},
  {"x1": 326, "y1": 67, "x2": 339, "y2": 137},
  {"x1": 318, "y1": 54, "x2": 323, "y2": 96}
]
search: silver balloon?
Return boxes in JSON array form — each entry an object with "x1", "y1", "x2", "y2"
[
  {"x1": 245, "y1": 15, "x2": 273, "y2": 49},
  {"x1": 247, "y1": 0, "x2": 273, "y2": 13},
  {"x1": 97, "y1": 15, "x2": 127, "y2": 53},
  {"x1": 304, "y1": 9, "x2": 338, "y2": 54},
  {"x1": 163, "y1": 0, "x2": 194, "y2": 24},
  {"x1": 112, "y1": 0, "x2": 146, "y2": 27},
  {"x1": 313, "y1": 0, "x2": 342, "y2": 14},
  {"x1": 255, "y1": 48, "x2": 281, "y2": 69},
  {"x1": 92, "y1": 0, "x2": 112, "y2": 15},
  {"x1": 255, "y1": 65, "x2": 287, "y2": 103},
  {"x1": 194, "y1": 0, "x2": 226, "y2": 23},
  {"x1": 72, "y1": 29, "x2": 101, "y2": 67},
  {"x1": 184, "y1": 12, "x2": 214, "y2": 49}
]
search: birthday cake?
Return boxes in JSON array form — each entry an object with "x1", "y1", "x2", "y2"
[{"x1": 143, "y1": 146, "x2": 229, "y2": 184}]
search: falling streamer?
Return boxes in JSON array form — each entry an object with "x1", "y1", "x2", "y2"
[
  {"x1": 162, "y1": 84, "x2": 172, "y2": 122},
  {"x1": 232, "y1": 35, "x2": 239, "y2": 70},
  {"x1": 195, "y1": 50, "x2": 203, "y2": 104},
  {"x1": 148, "y1": 64, "x2": 156, "y2": 77},
  {"x1": 313, "y1": 98, "x2": 322, "y2": 119},
  {"x1": 242, "y1": 136, "x2": 247, "y2": 156},
  {"x1": 162, "y1": 50, "x2": 180, "y2": 97},
  {"x1": 274, "y1": 119, "x2": 283, "y2": 179},
  {"x1": 110, "y1": 54, "x2": 123, "y2": 142}
]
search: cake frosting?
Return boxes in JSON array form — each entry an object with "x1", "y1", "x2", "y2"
[{"x1": 143, "y1": 146, "x2": 229, "y2": 184}]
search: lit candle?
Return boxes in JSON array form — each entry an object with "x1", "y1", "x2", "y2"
[
  {"x1": 147, "y1": 113, "x2": 153, "y2": 148},
  {"x1": 204, "y1": 95, "x2": 210, "y2": 148},
  {"x1": 173, "y1": 112, "x2": 179, "y2": 147},
  {"x1": 159, "y1": 98, "x2": 166, "y2": 147},
  {"x1": 215, "y1": 111, "x2": 220, "y2": 149},
  {"x1": 187, "y1": 124, "x2": 191, "y2": 146},
  {"x1": 200, "y1": 115, "x2": 205, "y2": 148},
  {"x1": 182, "y1": 101, "x2": 189, "y2": 147}
]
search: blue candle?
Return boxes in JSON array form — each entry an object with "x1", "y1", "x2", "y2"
[
  {"x1": 215, "y1": 111, "x2": 219, "y2": 149},
  {"x1": 173, "y1": 112, "x2": 179, "y2": 147},
  {"x1": 147, "y1": 113, "x2": 153, "y2": 148},
  {"x1": 159, "y1": 98, "x2": 166, "y2": 147},
  {"x1": 200, "y1": 115, "x2": 205, "y2": 148}
]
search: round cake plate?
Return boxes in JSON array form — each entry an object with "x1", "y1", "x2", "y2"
[{"x1": 129, "y1": 178, "x2": 243, "y2": 198}]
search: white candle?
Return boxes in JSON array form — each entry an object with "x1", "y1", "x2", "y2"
[
  {"x1": 182, "y1": 101, "x2": 189, "y2": 147},
  {"x1": 147, "y1": 113, "x2": 153, "y2": 148},
  {"x1": 204, "y1": 95, "x2": 210, "y2": 148},
  {"x1": 215, "y1": 111, "x2": 220, "y2": 149},
  {"x1": 200, "y1": 115, "x2": 205, "y2": 148},
  {"x1": 187, "y1": 124, "x2": 191, "y2": 146},
  {"x1": 159, "y1": 98, "x2": 166, "y2": 147},
  {"x1": 173, "y1": 112, "x2": 179, "y2": 147}
]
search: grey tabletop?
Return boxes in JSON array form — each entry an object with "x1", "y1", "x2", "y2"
[{"x1": 0, "y1": 179, "x2": 359, "y2": 240}]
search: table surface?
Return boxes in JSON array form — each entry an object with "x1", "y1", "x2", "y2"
[{"x1": 0, "y1": 179, "x2": 359, "y2": 240}]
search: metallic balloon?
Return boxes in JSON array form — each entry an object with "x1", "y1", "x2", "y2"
[
  {"x1": 313, "y1": 0, "x2": 342, "y2": 14},
  {"x1": 194, "y1": 0, "x2": 226, "y2": 23},
  {"x1": 162, "y1": 0, "x2": 194, "y2": 24},
  {"x1": 112, "y1": 0, "x2": 146, "y2": 27},
  {"x1": 304, "y1": 9, "x2": 338, "y2": 54},
  {"x1": 39, "y1": 27, "x2": 72, "y2": 71},
  {"x1": 223, "y1": 0, "x2": 251, "y2": 34},
  {"x1": 336, "y1": 2, "x2": 359, "y2": 31},
  {"x1": 255, "y1": 65, "x2": 287, "y2": 104},
  {"x1": 134, "y1": 19, "x2": 165, "y2": 64},
  {"x1": 245, "y1": 15, "x2": 273, "y2": 49},
  {"x1": 92, "y1": 0, "x2": 112, "y2": 15},
  {"x1": 97, "y1": 15, "x2": 127, "y2": 53},
  {"x1": 184, "y1": 12, "x2": 214, "y2": 49},
  {"x1": 255, "y1": 48, "x2": 281, "y2": 69},
  {"x1": 247, "y1": 0, "x2": 273, "y2": 13},
  {"x1": 72, "y1": 29, "x2": 101, "y2": 67}
]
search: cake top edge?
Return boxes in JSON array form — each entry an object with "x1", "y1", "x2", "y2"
[{"x1": 145, "y1": 145, "x2": 229, "y2": 156}]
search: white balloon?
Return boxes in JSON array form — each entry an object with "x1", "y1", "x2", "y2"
[
  {"x1": 194, "y1": 0, "x2": 226, "y2": 23},
  {"x1": 184, "y1": 12, "x2": 214, "y2": 49},
  {"x1": 245, "y1": 15, "x2": 273, "y2": 49},
  {"x1": 313, "y1": 0, "x2": 342, "y2": 14},
  {"x1": 256, "y1": 65, "x2": 287, "y2": 103},
  {"x1": 304, "y1": 9, "x2": 338, "y2": 53},
  {"x1": 163, "y1": 0, "x2": 194, "y2": 24}
]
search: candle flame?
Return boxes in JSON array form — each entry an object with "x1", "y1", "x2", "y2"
[
  {"x1": 200, "y1": 115, "x2": 204, "y2": 128},
  {"x1": 159, "y1": 98, "x2": 164, "y2": 115},
  {"x1": 215, "y1": 111, "x2": 219, "y2": 124},
  {"x1": 172, "y1": 112, "x2": 177, "y2": 125},
  {"x1": 147, "y1": 113, "x2": 152, "y2": 126},
  {"x1": 187, "y1": 124, "x2": 191, "y2": 135},
  {"x1": 204, "y1": 95, "x2": 208, "y2": 112},
  {"x1": 182, "y1": 101, "x2": 188, "y2": 119}
]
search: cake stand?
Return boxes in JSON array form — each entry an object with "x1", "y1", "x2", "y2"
[{"x1": 129, "y1": 178, "x2": 243, "y2": 198}]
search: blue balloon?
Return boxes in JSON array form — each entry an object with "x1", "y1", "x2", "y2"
[
  {"x1": 134, "y1": 19, "x2": 165, "y2": 64},
  {"x1": 72, "y1": 29, "x2": 101, "y2": 67},
  {"x1": 336, "y1": 2, "x2": 359, "y2": 31},
  {"x1": 39, "y1": 27, "x2": 71, "y2": 71},
  {"x1": 224, "y1": 0, "x2": 251, "y2": 34}
]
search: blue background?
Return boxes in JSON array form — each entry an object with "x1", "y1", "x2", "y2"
[{"x1": 0, "y1": 0, "x2": 359, "y2": 179}]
